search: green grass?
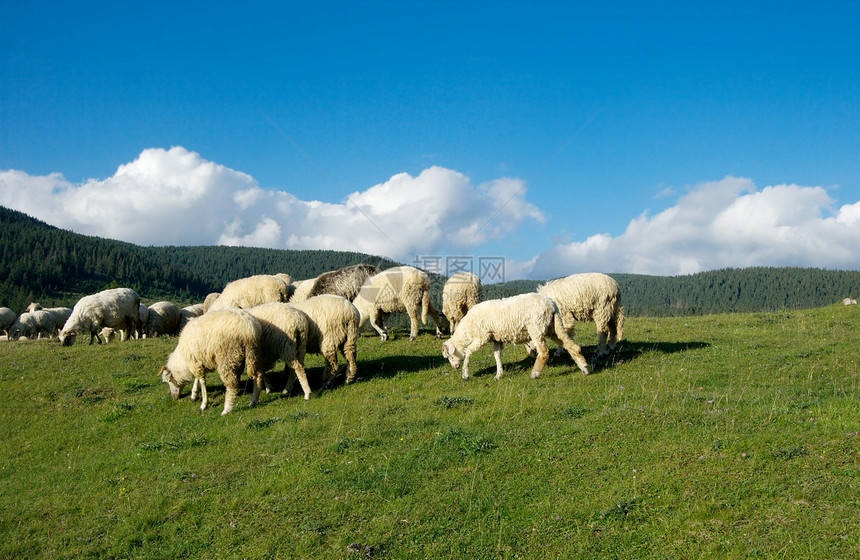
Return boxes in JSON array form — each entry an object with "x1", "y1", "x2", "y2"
[{"x1": 1, "y1": 305, "x2": 858, "y2": 559}]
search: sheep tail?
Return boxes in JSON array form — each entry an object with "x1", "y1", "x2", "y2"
[
  {"x1": 420, "y1": 289, "x2": 430, "y2": 325},
  {"x1": 612, "y1": 305, "x2": 625, "y2": 341}
]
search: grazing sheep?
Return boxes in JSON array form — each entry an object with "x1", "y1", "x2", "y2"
[
  {"x1": 844, "y1": 298, "x2": 858, "y2": 306},
  {"x1": 0, "y1": 307, "x2": 16, "y2": 337},
  {"x1": 9, "y1": 307, "x2": 73, "y2": 340},
  {"x1": 202, "y1": 292, "x2": 221, "y2": 313},
  {"x1": 442, "y1": 272, "x2": 483, "y2": 334},
  {"x1": 442, "y1": 293, "x2": 590, "y2": 380},
  {"x1": 144, "y1": 301, "x2": 182, "y2": 338},
  {"x1": 208, "y1": 275, "x2": 293, "y2": 311},
  {"x1": 246, "y1": 302, "x2": 312, "y2": 400},
  {"x1": 160, "y1": 308, "x2": 263, "y2": 415},
  {"x1": 291, "y1": 294, "x2": 360, "y2": 386},
  {"x1": 536, "y1": 273, "x2": 624, "y2": 358},
  {"x1": 178, "y1": 303, "x2": 205, "y2": 333},
  {"x1": 58, "y1": 288, "x2": 141, "y2": 346},
  {"x1": 353, "y1": 266, "x2": 446, "y2": 341}
]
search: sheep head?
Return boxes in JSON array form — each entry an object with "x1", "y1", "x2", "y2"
[
  {"x1": 442, "y1": 339, "x2": 462, "y2": 369},
  {"x1": 160, "y1": 366, "x2": 182, "y2": 399},
  {"x1": 59, "y1": 329, "x2": 78, "y2": 346}
]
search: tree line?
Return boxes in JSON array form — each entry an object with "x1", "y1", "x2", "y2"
[{"x1": 1, "y1": 206, "x2": 858, "y2": 316}]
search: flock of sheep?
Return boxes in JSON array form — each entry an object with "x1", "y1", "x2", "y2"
[{"x1": 0, "y1": 264, "x2": 624, "y2": 415}]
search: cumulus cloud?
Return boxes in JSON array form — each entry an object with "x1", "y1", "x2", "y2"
[
  {"x1": 530, "y1": 176, "x2": 860, "y2": 278},
  {"x1": 0, "y1": 146, "x2": 543, "y2": 262}
]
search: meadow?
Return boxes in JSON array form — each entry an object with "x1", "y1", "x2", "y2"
[{"x1": 1, "y1": 304, "x2": 858, "y2": 559}]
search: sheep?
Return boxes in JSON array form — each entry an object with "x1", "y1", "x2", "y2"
[
  {"x1": 160, "y1": 308, "x2": 263, "y2": 415},
  {"x1": 26, "y1": 302, "x2": 42, "y2": 312},
  {"x1": 352, "y1": 265, "x2": 446, "y2": 341},
  {"x1": 535, "y1": 273, "x2": 624, "y2": 358},
  {"x1": 58, "y1": 288, "x2": 142, "y2": 346},
  {"x1": 202, "y1": 292, "x2": 221, "y2": 313},
  {"x1": 207, "y1": 275, "x2": 293, "y2": 311},
  {"x1": 290, "y1": 294, "x2": 360, "y2": 386},
  {"x1": 9, "y1": 307, "x2": 72, "y2": 340},
  {"x1": 144, "y1": 301, "x2": 181, "y2": 338},
  {"x1": 441, "y1": 292, "x2": 590, "y2": 381},
  {"x1": 245, "y1": 302, "x2": 312, "y2": 400},
  {"x1": 178, "y1": 303, "x2": 205, "y2": 333},
  {"x1": 0, "y1": 307, "x2": 16, "y2": 337},
  {"x1": 442, "y1": 272, "x2": 483, "y2": 334}
]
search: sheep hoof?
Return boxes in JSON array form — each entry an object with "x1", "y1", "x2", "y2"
[
  {"x1": 462, "y1": 373, "x2": 469, "y2": 380},
  {"x1": 530, "y1": 371, "x2": 540, "y2": 379}
]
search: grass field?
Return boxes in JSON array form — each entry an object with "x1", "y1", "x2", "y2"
[{"x1": 1, "y1": 305, "x2": 858, "y2": 559}]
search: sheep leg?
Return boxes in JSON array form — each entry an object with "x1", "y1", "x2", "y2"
[
  {"x1": 492, "y1": 342, "x2": 505, "y2": 380},
  {"x1": 550, "y1": 333, "x2": 590, "y2": 375},
  {"x1": 407, "y1": 307, "x2": 421, "y2": 341},
  {"x1": 289, "y1": 361, "x2": 312, "y2": 400},
  {"x1": 190, "y1": 378, "x2": 200, "y2": 401},
  {"x1": 370, "y1": 311, "x2": 388, "y2": 341},
  {"x1": 221, "y1": 371, "x2": 239, "y2": 415},
  {"x1": 320, "y1": 347, "x2": 341, "y2": 388},
  {"x1": 197, "y1": 377, "x2": 208, "y2": 412},
  {"x1": 249, "y1": 375, "x2": 262, "y2": 407},
  {"x1": 425, "y1": 302, "x2": 446, "y2": 339},
  {"x1": 343, "y1": 340, "x2": 358, "y2": 384},
  {"x1": 531, "y1": 336, "x2": 550, "y2": 378},
  {"x1": 461, "y1": 351, "x2": 472, "y2": 380},
  {"x1": 461, "y1": 340, "x2": 482, "y2": 380}
]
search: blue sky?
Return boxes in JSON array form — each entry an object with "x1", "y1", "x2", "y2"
[{"x1": 2, "y1": 1, "x2": 859, "y2": 281}]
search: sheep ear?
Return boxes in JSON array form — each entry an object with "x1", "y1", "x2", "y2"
[{"x1": 159, "y1": 365, "x2": 172, "y2": 382}]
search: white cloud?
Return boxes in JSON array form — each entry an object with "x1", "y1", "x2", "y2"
[
  {"x1": 530, "y1": 176, "x2": 860, "y2": 278},
  {"x1": 0, "y1": 146, "x2": 543, "y2": 263}
]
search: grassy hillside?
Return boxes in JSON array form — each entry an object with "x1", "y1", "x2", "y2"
[{"x1": 1, "y1": 305, "x2": 858, "y2": 558}]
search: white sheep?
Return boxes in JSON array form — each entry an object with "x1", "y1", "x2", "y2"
[
  {"x1": 0, "y1": 307, "x2": 16, "y2": 337},
  {"x1": 9, "y1": 307, "x2": 73, "y2": 340},
  {"x1": 178, "y1": 303, "x2": 205, "y2": 333},
  {"x1": 352, "y1": 266, "x2": 446, "y2": 341},
  {"x1": 536, "y1": 273, "x2": 624, "y2": 358},
  {"x1": 442, "y1": 292, "x2": 590, "y2": 380},
  {"x1": 144, "y1": 301, "x2": 182, "y2": 338},
  {"x1": 291, "y1": 294, "x2": 360, "y2": 386},
  {"x1": 246, "y1": 302, "x2": 312, "y2": 400},
  {"x1": 58, "y1": 288, "x2": 142, "y2": 346},
  {"x1": 26, "y1": 302, "x2": 42, "y2": 312},
  {"x1": 160, "y1": 308, "x2": 263, "y2": 415},
  {"x1": 442, "y1": 272, "x2": 483, "y2": 334},
  {"x1": 208, "y1": 275, "x2": 293, "y2": 311}
]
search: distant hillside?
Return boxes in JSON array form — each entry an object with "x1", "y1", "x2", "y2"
[{"x1": 1, "y1": 205, "x2": 858, "y2": 316}]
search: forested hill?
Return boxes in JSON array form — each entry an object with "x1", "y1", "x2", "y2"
[{"x1": 1, "y1": 206, "x2": 858, "y2": 315}]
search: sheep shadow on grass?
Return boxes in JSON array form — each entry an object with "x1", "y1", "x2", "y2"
[{"x1": 468, "y1": 339, "x2": 711, "y2": 379}]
